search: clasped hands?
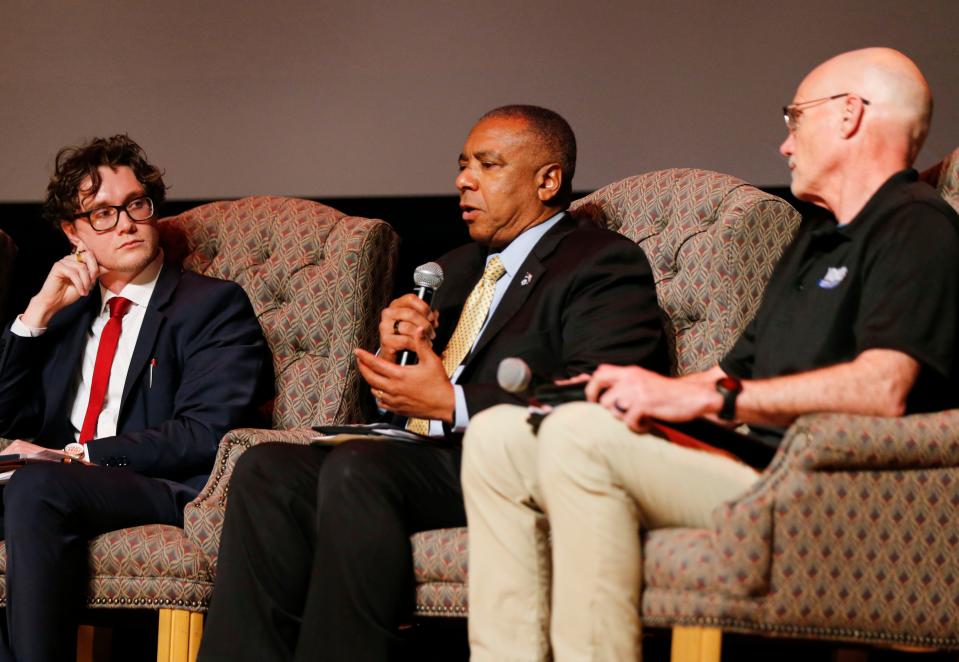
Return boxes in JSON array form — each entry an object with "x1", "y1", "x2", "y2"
[{"x1": 354, "y1": 294, "x2": 456, "y2": 423}]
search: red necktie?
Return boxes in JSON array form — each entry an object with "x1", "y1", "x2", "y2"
[{"x1": 78, "y1": 296, "x2": 133, "y2": 443}]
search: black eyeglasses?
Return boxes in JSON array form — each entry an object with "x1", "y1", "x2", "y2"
[
  {"x1": 782, "y1": 93, "x2": 870, "y2": 132},
  {"x1": 72, "y1": 197, "x2": 155, "y2": 232}
]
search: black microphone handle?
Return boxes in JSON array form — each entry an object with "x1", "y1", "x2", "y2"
[
  {"x1": 397, "y1": 286, "x2": 436, "y2": 366},
  {"x1": 532, "y1": 381, "x2": 587, "y2": 405}
]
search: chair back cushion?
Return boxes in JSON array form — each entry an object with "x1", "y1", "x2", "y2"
[
  {"x1": 571, "y1": 169, "x2": 800, "y2": 375},
  {"x1": 158, "y1": 196, "x2": 399, "y2": 428},
  {"x1": 920, "y1": 146, "x2": 959, "y2": 213}
]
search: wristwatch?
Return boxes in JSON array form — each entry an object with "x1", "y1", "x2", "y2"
[
  {"x1": 63, "y1": 442, "x2": 85, "y2": 461},
  {"x1": 715, "y1": 376, "x2": 743, "y2": 421}
]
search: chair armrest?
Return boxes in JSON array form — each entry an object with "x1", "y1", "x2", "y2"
[
  {"x1": 778, "y1": 409, "x2": 959, "y2": 471},
  {"x1": 707, "y1": 408, "x2": 959, "y2": 597},
  {"x1": 183, "y1": 426, "x2": 317, "y2": 558}
]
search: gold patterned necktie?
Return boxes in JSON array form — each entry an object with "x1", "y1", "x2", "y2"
[{"x1": 407, "y1": 256, "x2": 506, "y2": 435}]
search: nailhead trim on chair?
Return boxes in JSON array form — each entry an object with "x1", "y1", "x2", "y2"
[{"x1": 87, "y1": 597, "x2": 209, "y2": 611}]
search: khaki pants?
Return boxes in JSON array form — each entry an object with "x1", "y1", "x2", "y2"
[{"x1": 462, "y1": 402, "x2": 759, "y2": 662}]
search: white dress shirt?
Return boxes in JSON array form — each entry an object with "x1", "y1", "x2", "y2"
[{"x1": 11, "y1": 253, "x2": 164, "y2": 444}]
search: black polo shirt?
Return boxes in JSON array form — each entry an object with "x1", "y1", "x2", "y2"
[{"x1": 721, "y1": 169, "x2": 959, "y2": 431}]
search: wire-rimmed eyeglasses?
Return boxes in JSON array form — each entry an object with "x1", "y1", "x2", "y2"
[{"x1": 783, "y1": 93, "x2": 870, "y2": 132}]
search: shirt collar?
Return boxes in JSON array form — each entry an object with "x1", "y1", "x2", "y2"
[
  {"x1": 487, "y1": 212, "x2": 565, "y2": 276},
  {"x1": 841, "y1": 169, "x2": 919, "y2": 237},
  {"x1": 98, "y1": 250, "x2": 165, "y2": 315}
]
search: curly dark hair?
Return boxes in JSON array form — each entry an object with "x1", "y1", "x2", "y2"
[
  {"x1": 479, "y1": 105, "x2": 577, "y2": 205},
  {"x1": 43, "y1": 134, "x2": 167, "y2": 228}
]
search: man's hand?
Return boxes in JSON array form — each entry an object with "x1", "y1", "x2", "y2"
[
  {"x1": 355, "y1": 336, "x2": 455, "y2": 422},
  {"x1": 585, "y1": 364, "x2": 721, "y2": 433},
  {"x1": 21, "y1": 241, "x2": 105, "y2": 328},
  {"x1": 377, "y1": 294, "x2": 439, "y2": 363},
  {"x1": 4, "y1": 439, "x2": 69, "y2": 459}
]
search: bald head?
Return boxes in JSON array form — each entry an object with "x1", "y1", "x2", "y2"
[{"x1": 802, "y1": 47, "x2": 932, "y2": 162}]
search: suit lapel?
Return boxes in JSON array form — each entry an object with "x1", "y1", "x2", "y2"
[
  {"x1": 45, "y1": 295, "x2": 100, "y2": 433},
  {"x1": 465, "y1": 214, "x2": 576, "y2": 364},
  {"x1": 120, "y1": 264, "x2": 180, "y2": 409}
]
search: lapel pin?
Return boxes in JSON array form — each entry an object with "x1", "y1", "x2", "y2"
[{"x1": 520, "y1": 272, "x2": 533, "y2": 287}]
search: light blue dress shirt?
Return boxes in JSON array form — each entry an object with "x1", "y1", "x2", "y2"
[{"x1": 429, "y1": 212, "x2": 565, "y2": 436}]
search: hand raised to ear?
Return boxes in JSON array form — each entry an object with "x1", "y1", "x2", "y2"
[{"x1": 21, "y1": 241, "x2": 106, "y2": 328}]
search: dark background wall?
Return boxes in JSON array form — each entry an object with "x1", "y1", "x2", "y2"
[
  {"x1": 1, "y1": 1, "x2": 956, "y2": 319},
  {"x1": 1, "y1": 0, "x2": 956, "y2": 200}
]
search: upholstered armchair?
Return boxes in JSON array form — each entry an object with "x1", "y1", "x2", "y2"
[
  {"x1": 410, "y1": 168, "x2": 802, "y2": 619},
  {"x1": 0, "y1": 196, "x2": 399, "y2": 661},
  {"x1": 641, "y1": 150, "x2": 959, "y2": 661},
  {"x1": 921, "y1": 145, "x2": 959, "y2": 211}
]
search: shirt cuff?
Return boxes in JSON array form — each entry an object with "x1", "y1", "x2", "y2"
[
  {"x1": 11, "y1": 315, "x2": 46, "y2": 338},
  {"x1": 426, "y1": 385, "x2": 468, "y2": 436},
  {"x1": 450, "y1": 384, "x2": 469, "y2": 433}
]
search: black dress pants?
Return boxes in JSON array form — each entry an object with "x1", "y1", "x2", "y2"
[
  {"x1": 0, "y1": 462, "x2": 194, "y2": 662},
  {"x1": 199, "y1": 438, "x2": 465, "y2": 662}
]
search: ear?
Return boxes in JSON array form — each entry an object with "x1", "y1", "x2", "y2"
[
  {"x1": 839, "y1": 95, "x2": 867, "y2": 139},
  {"x1": 60, "y1": 220, "x2": 80, "y2": 247},
  {"x1": 536, "y1": 163, "x2": 563, "y2": 203}
]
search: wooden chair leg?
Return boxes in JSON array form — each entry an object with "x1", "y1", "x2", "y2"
[
  {"x1": 157, "y1": 609, "x2": 204, "y2": 662},
  {"x1": 157, "y1": 609, "x2": 172, "y2": 662},
  {"x1": 77, "y1": 625, "x2": 94, "y2": 662},
  {"x1": 671, "y1": 626, "x2": 722, "y2": 662},
  {"x1": 77, "y1": 625, "x2": 111, "y2": 662},
  {"x1": 188, "y1": 612, "x2": 204, "y2": 661}
]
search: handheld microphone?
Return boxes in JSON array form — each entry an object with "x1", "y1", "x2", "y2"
[
  {"x1": 497, "y1": 357, "x2": 534, "y2": 394},
  {"x1": 398, "y1": 262, "x2": 444, "y2": 366},
  {"x1": 496, "y1": 357, "x2": 587, "y2": 405}
]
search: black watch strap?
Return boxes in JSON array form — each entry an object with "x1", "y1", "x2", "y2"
[{"x1": 715, "y1": 376, "x2": 743, "y2": 421}]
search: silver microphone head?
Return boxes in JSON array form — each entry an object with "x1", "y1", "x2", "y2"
[
  {"x1": 497, "y1": 357, "x2": 533, "y2": 394},
  {"x1": 413, "y1": 262, "x2": 444, "y2": 290}
]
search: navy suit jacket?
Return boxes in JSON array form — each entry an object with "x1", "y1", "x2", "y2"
[
  {"x1": 430, "y1": 213, "x2": 668, "y2": 422},
  {"x1": 0, "y1": 264, "x2": 273, "y2": 489}
]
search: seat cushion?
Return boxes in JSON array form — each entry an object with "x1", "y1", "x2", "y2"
[
  {"x1": 412, "y1": 527, "x2": 469, "y2": 617},
  {"x1": 0, "y1": 525, "x2": 214, "y2": 611}
]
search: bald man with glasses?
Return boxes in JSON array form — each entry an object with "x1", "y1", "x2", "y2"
[{"x1": 461, "y1": 47, "x2": 959, "y2": 661}]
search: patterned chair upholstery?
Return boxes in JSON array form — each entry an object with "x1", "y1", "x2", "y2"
[
  {"x1": 410, "y1": 168, "x2": 802, "y2": 618},
  {"x1": 921, "y1": 145, "x2": 959, "y2": 212},
  {"x1": 644, "y1": 149, "x2": 959, "y2": 661},
  {"x1": 0, "y1": 196, "x2": 400, "y2": 661}
]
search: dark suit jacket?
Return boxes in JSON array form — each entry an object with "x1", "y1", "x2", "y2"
[
  {"x1": 0, "y1": 264, "x2": 274, "y2": 488},
  {"x1": 431, "y1": 213, "x2": 667, "y2": 421}
]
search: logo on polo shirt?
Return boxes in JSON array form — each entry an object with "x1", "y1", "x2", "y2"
[{"x1": 817, "y1": 266, "x2": 848, "y2": 289}]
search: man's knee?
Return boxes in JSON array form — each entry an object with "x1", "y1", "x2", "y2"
[
  {"x1": 462, "y1": 404, "x2": 538, "y2": 494},
  {"x1": 4, "y1": 463, "x2": 75, "y2": 528},
  {"x1": 316, "y1": 440, "x2": 398, "y2": 503},
  {"x1": 234, "y1": 442, "x2": 323, "y2": 490},
  {"x1": 537, "y1": 402, "x2": 612, "y2": 485},
  {"x1": 231, "y1": 443, "x2": 288, "y2": 491}
]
